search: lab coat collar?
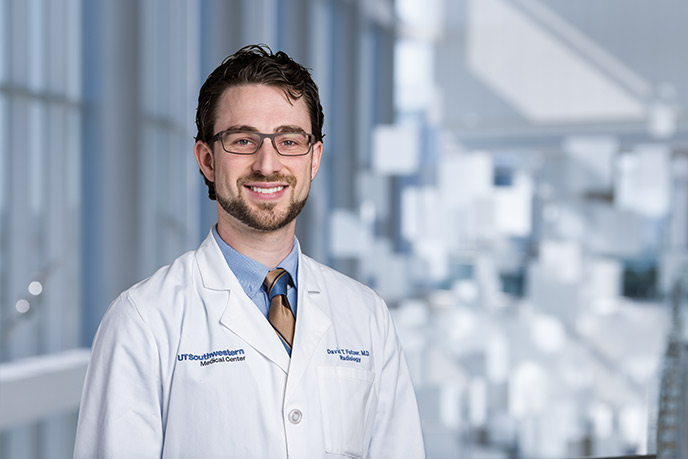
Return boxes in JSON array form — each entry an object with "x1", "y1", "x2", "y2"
[
  {"x1": 195, "y1": 231, "x2": 291, "y2": 373},
  {"x1": 195, "y1": 231, "x2": 333, "y2": 381}
]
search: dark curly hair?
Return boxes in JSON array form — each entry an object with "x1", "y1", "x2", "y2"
[{"x1": 195, "y1": 44, "x2": 324, "y2": 200}]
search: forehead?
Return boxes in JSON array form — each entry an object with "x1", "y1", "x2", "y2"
[{"x1": 214, "y1": 84, "x2": 311, "y2": 132}]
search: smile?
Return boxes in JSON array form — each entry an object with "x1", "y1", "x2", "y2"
[{"x1": 249, "y1": 186, "x2": 285, "y2": 194}]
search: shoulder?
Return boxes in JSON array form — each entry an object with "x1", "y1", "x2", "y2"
[
  {"x1": 100, "y1": 245, "x2": 208, "y2": 332},
  {"x1": 94, "y1": 248, "x2": 202, "y2": 352},
  {"x1": 126, "y1": 249, "x2": 198, "y2": 305}
]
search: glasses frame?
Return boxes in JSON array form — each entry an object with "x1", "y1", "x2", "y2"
[{"x1": 208, "y1": 129, "x2": 317, "y2": 156}]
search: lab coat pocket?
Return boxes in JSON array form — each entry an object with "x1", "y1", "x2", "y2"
[{"x1": 317, "y1": 366, "x2": 376, "y2": 458}]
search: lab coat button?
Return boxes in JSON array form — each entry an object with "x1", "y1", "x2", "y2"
[{"x1": 288, "y1": 409, "x2": 303, "y2": 424}]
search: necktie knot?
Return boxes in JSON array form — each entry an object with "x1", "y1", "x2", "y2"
[{"x1": 264, "y1": 268, "x2": 291, "y2": 301}]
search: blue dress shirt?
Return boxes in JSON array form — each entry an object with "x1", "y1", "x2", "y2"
[{"x1": 212, "y1": 226, "x2": 299, "y2": 319}]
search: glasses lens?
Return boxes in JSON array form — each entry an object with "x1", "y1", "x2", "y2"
[
  {"x1": 221, "y1": 131, "x2": 312, "y2": 155},
  {"x1": 222, "y1": 131, "x2": 262, "y2": 154},
  {"x1": 274, "y1": 133, "x2": 311, "y2": 156}
]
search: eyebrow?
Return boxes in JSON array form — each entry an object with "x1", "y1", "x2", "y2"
[{"x1": 224, "y1": 125, "x2": 307, "y2": 134}]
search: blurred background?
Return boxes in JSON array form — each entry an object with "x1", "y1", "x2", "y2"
[{"x1": 1, "y1": 0, "x2": 687, "y2": 458}]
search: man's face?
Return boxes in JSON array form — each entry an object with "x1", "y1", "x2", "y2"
[{"x1": 198, "y1": 84, "x2": 322, "y2": 234}]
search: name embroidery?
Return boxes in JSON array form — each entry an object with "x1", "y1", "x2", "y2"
[
  {"x1": 178, "y1": 348, "x2": 246, "y2": 367},
  {"x1": 327, "y1": 348, "x2": 370, "y2": 364}
]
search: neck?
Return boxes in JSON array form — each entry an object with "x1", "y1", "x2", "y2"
[{"x1": 216, "y1": 216, "x2": 296, "y2": 269}]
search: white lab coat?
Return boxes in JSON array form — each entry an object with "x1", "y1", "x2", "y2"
[{"x1": 74, "y1": 231, "x2": 425, "y2": 459}]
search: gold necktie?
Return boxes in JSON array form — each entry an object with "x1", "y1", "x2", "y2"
[{"x1": 264, "y1": 268, "x2": 295, "y2": 353}]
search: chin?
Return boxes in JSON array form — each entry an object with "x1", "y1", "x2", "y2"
[{"x1": 218, "y1": 194, "x2": 307, "y2": 233}]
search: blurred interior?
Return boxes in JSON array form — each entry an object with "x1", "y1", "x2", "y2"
[{"x1": 1, "y1": 0, "x2": 687, "y2": 458}]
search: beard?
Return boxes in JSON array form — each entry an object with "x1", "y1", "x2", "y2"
[{"x1": 217, "y1": 172, "x2": 309, "y2": 232}]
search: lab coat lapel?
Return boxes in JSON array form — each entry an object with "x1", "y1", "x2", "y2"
[
  {"x1": 195, "y1": 232, "x2": 290, "y2": 373},
  {"x1": 285, "y1": 256, "x2": 332, "y2": 401},
  {"x1": 219, "y1": 294, "x2": 290, "y2": 373}
]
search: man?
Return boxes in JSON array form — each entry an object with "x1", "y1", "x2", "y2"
[{"x1": 75, "y1": 44, "x2": 425, "y2": 458}]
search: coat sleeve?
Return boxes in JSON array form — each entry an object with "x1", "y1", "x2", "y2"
[
  {"x1": 367, "y1": 297, "x2": 426, "y2": 459},
  {"x1": 74, "y1": 292, "x2": 163, "y2": 459}
]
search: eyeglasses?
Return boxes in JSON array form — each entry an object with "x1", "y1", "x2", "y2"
[{"x1": 209, "y1": 129, "x2": 317, "y2": 156}]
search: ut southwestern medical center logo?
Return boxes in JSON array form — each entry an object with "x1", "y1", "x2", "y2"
[{"x1": 178, "y1": 348, "x2": 246, "y2": 367}]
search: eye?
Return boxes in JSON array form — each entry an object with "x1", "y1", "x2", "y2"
[
  {"x1": 229, "y1": 135, "x2": 256, "y2": 146},
  {"x1": 223, "y1": 131, "x2": 260, "y2": 152},
  {"x1": 277, "y1": 133, "x2": 307, "y2": 148}
]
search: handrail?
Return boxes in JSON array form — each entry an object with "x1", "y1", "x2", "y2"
[
  {"x1": 0, "y1": 348, "x2": 89, "y2": 430},
  {"x1": 654, "y1": 281, "x2": 688, "y2": 457}
]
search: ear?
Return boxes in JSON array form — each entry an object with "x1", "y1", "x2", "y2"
[
  {"x1": 194, "y1": 140, "x2": 215, "y2": 182},
  {"x1": 310, "y1": 141, "x2": 323, "y2": 181}
]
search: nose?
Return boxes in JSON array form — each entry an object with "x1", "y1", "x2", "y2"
[{"x1": 251, "y1": 138, "x2": 282, "y2": 176}]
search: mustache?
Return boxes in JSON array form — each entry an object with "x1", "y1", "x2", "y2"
[{"x1": 237, "y1": 173, "x2": 296, "y2": 187}]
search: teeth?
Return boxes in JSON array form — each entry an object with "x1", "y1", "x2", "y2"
[{"x1": 250, "y1": 186, "x2": 284, "y2": 194}]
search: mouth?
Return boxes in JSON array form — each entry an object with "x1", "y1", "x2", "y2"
[
  {"x1": 248, "y1": 185, "x2": 285, "y2": 194},
  {"x1": 238, "y1": 173, "x2": 296, "y2": 201},
  {"x1": 243, "y1": 183, "x2": 290, "y2": 200}
]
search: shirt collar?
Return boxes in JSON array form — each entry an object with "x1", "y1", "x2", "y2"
[{"x1": 212, "y1": 225, "x2": 299, "y2": 297}]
